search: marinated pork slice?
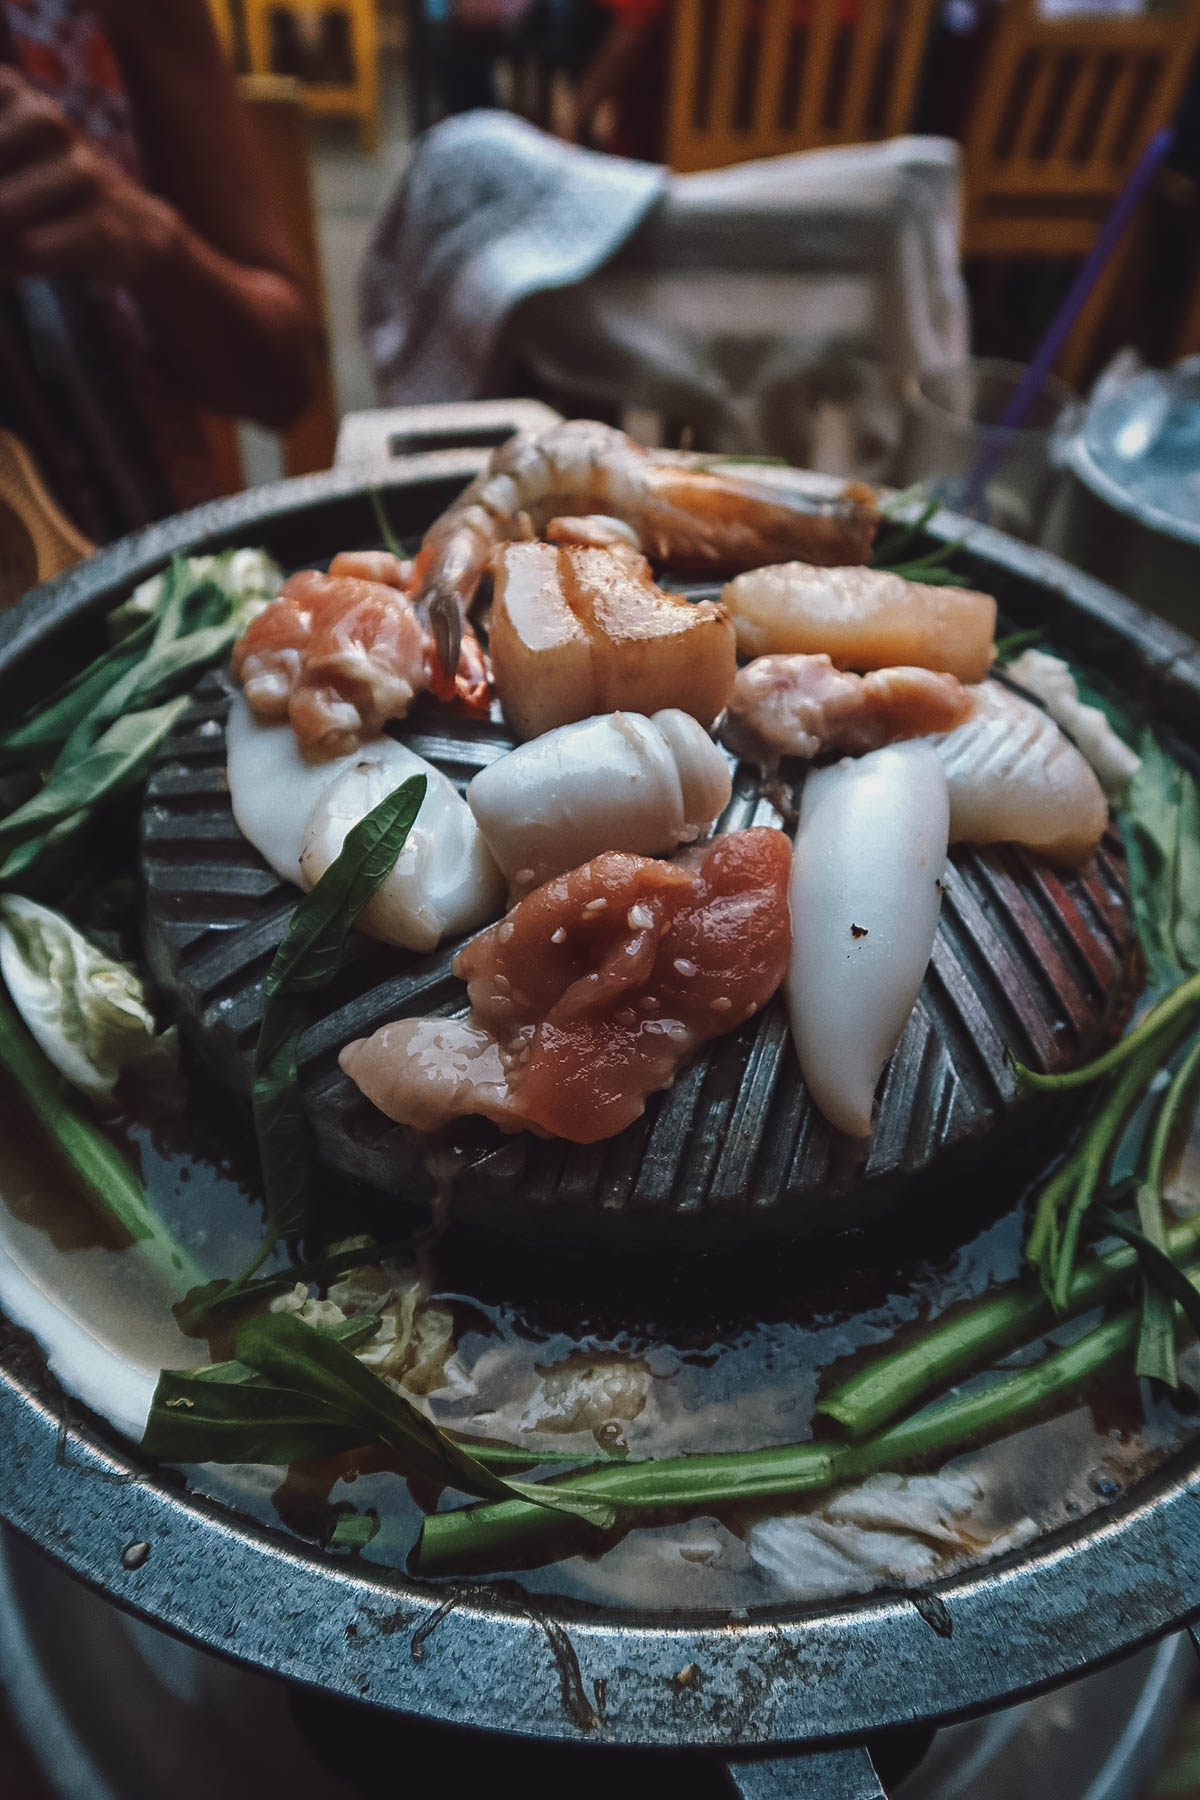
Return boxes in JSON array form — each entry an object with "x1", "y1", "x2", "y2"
[{"x1": 340, "y1": 829, "x2": 791, "y2": 1144}]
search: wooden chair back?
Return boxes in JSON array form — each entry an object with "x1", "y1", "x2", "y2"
[
  {"x1": 0, "y1": 429, "x2": 92, "y2": 607},
  {"x1": 664, "y1": 0, "x2": 940, "y2": 173},
  {"x1": 962, "y1": 0, "x2": 1200, "y2": 257},
  {"x1": 204, "y1": 73, "x2": 339, "y2": 493},
  {"x1": 241, "y1": 0, "x2": 381, "y2": 151}
]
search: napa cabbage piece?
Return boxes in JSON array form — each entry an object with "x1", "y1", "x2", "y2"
[
  {"x1": 0, "y1": 896, "x2": 177, "y2": 1105},
  {"x1": 107, "y1": 546, "x2": 282, "y2": 641}
]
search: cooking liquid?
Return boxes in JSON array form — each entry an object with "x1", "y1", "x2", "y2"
[{"x1": 2, "y1": 1046, "x2": 1198, "y2": 1613}]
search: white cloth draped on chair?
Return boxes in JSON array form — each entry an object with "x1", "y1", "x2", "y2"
[{"x1": 360, "y1": 110, "x2": 968, "y2": 480}]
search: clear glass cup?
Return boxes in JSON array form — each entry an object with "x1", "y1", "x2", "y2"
[{"x1": 895, "y1": 358, "x2": 1081, "y2": 542}]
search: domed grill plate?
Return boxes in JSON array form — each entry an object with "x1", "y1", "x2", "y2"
[{"x1": 142, "y1": 659, "x2": 1134, "y2": 1244}]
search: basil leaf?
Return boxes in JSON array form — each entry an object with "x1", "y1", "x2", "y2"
[
  {"x1": 251, "y1": 776, "x2": 426, "y2": 1241},
  {"x1": 143, "y1": 1377, "x2": 365, "y2": 1465}
]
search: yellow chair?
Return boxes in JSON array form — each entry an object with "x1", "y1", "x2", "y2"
[
  {"x1": 961, "y1": 0, "x2": 1200, "y2": 387},
  {"x1": 203, "y1": 74, "x2": 339, "y2": 492},
  {"x1": 206, "y1": 0, "x2": 238, "y2": 60},
  {"x1": 241, "y1": 0, "x2": 380, "y2": 152},
  {"x1": 0, "y1": 430, "x2": 92, "y2": 607},
  {"x1": 664, "y1": 0, "x2": 940, "y2": 173}
]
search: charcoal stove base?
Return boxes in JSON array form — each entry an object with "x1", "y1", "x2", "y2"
[{"x1": 0, "y1": 1525, "x2": 1190, "y2": 1800}]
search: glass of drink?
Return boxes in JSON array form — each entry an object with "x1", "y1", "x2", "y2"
[{"x1": 895, "y1": 358, "x2": 1080, "y2": 542}]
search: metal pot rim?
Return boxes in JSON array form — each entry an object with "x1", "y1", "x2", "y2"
[{"x1": 2, "y1": 463, "x2": 1200, "y2": 1749}]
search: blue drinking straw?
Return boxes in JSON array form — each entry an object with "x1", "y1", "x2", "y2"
[{"x1": 962, "y1": 124, "x2": 1176, "y2": 518}]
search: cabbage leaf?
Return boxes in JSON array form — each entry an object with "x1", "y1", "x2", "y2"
[{"x1": 0, "y1": 895, "x2": 177, "y2": 1106}]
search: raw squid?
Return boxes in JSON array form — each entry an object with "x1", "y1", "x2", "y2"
[
  {"x1": 466, "y1": 710, "x2": 732, "y2": 894},
  {"x1": 932, "y1": 681, "x2": 1109, "y2": 867},
  {"x1": 231, "y1": 566, "x2": 490, "y2": 760},
  {"x1": 410, "y1": 418, "x2": 878, "y2": 673},
  {"x1": 1006, "y1": 648, "x2": 1141, "y2": 797},
  {"x1": 340, "y1": 830, "x2": 791, "y2": 1145},
  {"x1": 721, "y1": 563, "x2": 997, "y2": 684},
  {"x1": 722, "y1": 654, "x2": 971, "y2": 770},
  {"x1": 301, "y1": 758, "x2": 505, "y2": 951},
  {"x1": 787, "y1": 741, "x2": 949, "y2": 1138},
  {"x1": 225, "y1": 693, "x2": 503, "y2": 951},
  {"x1": 489, "y1": 540, "x2": 737, "y2": 740}
]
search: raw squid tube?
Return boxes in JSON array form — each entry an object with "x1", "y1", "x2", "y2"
[
  {"x1": 788, "y1": 740, "x2": 949, "y2": 1138},
  {"x1": 227, "y1": 693, "x2": 504, "y2": 950},
  {"x1": 466, "y1": 709, "x2": 732, "y2": 891},
  {"x1": 302, "y1": 758, "x2": 504, "y2": 953}
]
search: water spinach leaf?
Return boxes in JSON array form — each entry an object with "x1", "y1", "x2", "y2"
[
  {"x1": 251, "y1": 775, "x2": 427, "y2": 1242},
  {"x1": 0, "y1": 698, "x2": 190, "y2": 852},
  {"x1": 0, "y1": 988, "x2": 204, "y2": 1293},
  {"x1": 146, "y1": 1312, "x2": 615, "y2": 1532}
]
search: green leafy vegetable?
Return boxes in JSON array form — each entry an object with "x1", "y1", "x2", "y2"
[
  {"x1": 815, "y1": 1211, "x2": 1200, "y2": 1439},
  {"x1": 0, "y1": 550, "x2": 281, "y2": 889},
  {"x1": 0, "y1": 698, "x2": 189, "y2": 854},
  {"x1": 250, "y1": 774, "x2": 427, "y2": 1245},
  {"x1": 1120, "y1": 727, "x2": 1200, "y2": 991},
  {"x1": 0, "y1": 894, "x2": 177, "y2": 1105},
  {"x1": 0, "y1": 988, "x2": 203, "y2": 1293},
  {"x1": 367, "y1": 489, "x2": 406, "y2": 559},
  {"x1": 417, "y1": 1263, "x2": 1200, "y2": 1574},
  {"x1": 145, "y1": 1313, "x2": 616, "y2": 1533},
  {"x1": 329, "y1": 1512, "x2": 380, "y2": 1550}
]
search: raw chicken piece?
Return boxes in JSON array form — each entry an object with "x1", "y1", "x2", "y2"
[
  {"x1": 328, "y1": 549, "x2": 414, "y2": 587},
  {"x1": 340, "y1": 830, "x2": 791, "y2": 1144},
  {"x1": 489, "y1": 540, "x2": 736, "y2": 741},
  {"x1": 932, "y1": 681, "x2": 1109, "y2": 867},
  {"x1": 721, "y1": 563, "x2": 997, "y2": 684},
  {"x1": 723, "y1": 653, "x2": 971, "y2": 769},
  {"x1": 231, "y1": 567, "x2": 490, "y2": 759}
]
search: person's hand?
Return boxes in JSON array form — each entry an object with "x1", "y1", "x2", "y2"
[{"x1": 0, "y1": 65, "x2": 179, "y2": 285}]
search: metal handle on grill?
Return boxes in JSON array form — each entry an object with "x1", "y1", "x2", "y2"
[{"x1": 722, "y1": 1744, "x2": 886, "y2": 1798}]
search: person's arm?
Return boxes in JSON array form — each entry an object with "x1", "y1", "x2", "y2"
[
  {"x1": 567, "y1": 5, "x2": 663, "y2": 145},
  {"x1": 0, "y1": 0, "x2": 319, "y2": 428}
]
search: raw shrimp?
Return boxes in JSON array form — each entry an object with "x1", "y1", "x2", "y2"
[
  {"x1": 723, "y1": 654, "x2": 971, "y2": 770},
  {"x1": 410, "y1": 419, "x2": 879, "y2": 674},
  {"x1": 340, "y1": 829, "x2": 792, "y2": 1144},
  {"x1": 232, "y1": 568, "x2": 490, "y2": 759}
]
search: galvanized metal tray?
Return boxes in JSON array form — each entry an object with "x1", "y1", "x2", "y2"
[{"x1": 2, "y1": 458, "x2": 1200, "y2": 1771}]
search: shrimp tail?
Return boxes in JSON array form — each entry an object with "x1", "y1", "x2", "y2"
[{"x1": 428, "y1": 583, "x2": 463, "y2": 682}]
